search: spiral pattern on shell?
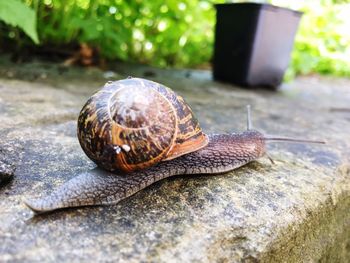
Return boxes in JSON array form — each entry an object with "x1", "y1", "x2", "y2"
[{"x1": 77, "y1": 77, "x2": 208, "y2": 173}]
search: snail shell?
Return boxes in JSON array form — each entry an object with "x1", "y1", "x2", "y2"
[{"x1": 77, "y1": 77, "x2": 209, "y2": 173}]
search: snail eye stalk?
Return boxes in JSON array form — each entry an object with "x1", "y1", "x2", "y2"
[{"x1": 246, "y1": 105, "x2": 252, "y2": 130}]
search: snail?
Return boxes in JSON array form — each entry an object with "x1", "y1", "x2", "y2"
[{"x1": 24, "y1": 77, "x2": 324, "y2": 213}]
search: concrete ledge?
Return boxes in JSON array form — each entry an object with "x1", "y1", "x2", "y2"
[
  {"x1": 0, "y1": 61, "x2": 349, "y2": 262},
  {"x1": 263, "y1": 184, "x2": 350, "y2": 262}
]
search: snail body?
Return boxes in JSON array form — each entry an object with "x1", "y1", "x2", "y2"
[
  {"x1": 25, "y1": 78, "x2": 324, "y2": 213},
  {"x1": 26, "y1": 131, "x2": 265, "y2": 212}
]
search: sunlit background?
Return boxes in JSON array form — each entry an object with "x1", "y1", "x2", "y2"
[{"x1": 1, "y1": 0, "x2": 350, "y2": 79}]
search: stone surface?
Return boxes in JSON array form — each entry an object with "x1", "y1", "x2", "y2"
[
  {"x1": 0, "y1": 59, "x2": 349, "y2": 262},
  {"x1": 0, "y1": 141, "x2": 21, "y2": 185}
]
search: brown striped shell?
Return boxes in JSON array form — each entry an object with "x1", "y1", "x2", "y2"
[{"x1": 77, "y1": 77, "x2": 209, "y2": 173}]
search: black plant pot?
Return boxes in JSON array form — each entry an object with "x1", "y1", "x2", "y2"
[{"x1": 213, "y1": 3, "x2": 302, "y2": 88}]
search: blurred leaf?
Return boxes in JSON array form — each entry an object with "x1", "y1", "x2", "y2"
[{"x1": 0, "y1": 0, "x2": 39, "y2": 44}]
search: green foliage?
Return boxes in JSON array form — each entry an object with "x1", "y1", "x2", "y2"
[
  {"x1": 0, "y1": 0, "x2": 39, "y2": 43},
  {"x1": 29, "y1": 0, "x2": 217, "y2": 67},
  {"x1": 282, "y1": 1, "x2": 350, "y2": 78},
  {"x1": 1, "y1": 0, "x2": 350, "y2": 78}
]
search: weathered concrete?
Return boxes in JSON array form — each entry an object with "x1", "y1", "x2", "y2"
[
  {"x1": 0, "y1": 142, "x2": 20, "y2": 185},
  {"x1": 0, "y1": 60, "x2": 349, "y2": 262}
]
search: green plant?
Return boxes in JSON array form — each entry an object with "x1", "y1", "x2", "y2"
[
  {"x1": 272, "y1": 0, "x2": 350, "y2": 78},
  {"x1": 0, "y1": 0, "x2": 350, "y2": 79},
  {"x1": 30, "y1": 0, "x2": 217, "y2": 67},
  {"x1": 0, "y1": 0, "x2": 39, "y2": 43}
]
